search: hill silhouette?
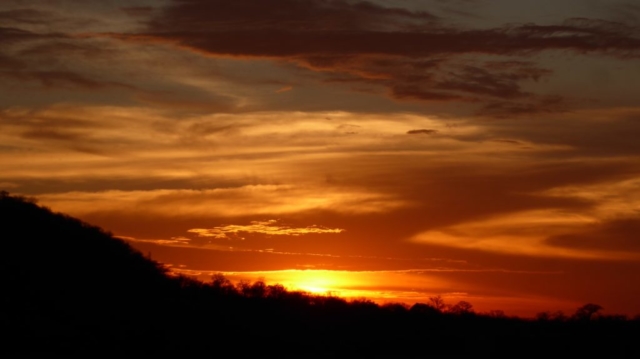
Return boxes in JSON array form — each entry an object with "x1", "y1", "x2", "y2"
[
  {"x1": 1, "y1": 191, "x2": 180, "y2": 350},
  {"x1": 1, "y1": 191, "x2": 639, "y2": 356}
]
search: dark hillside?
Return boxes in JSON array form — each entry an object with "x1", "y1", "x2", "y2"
[
  {"x1": 0, "y1": 191, "x2": 181, "y2": 349},
  {"x1": 1, "y1": 191, "x2": 639, "y2": 356}
]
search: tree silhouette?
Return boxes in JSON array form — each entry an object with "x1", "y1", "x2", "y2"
[
  {"x1": 486, "y1": 310, "x2": 507, "y2": 318},
  {"x1": 428, "y1": 295, "x2": 447, "y2": 312},
  {"x1": 449, "y1": 301, "x2": 474, "y2": 315},
  {"x1": 573, "y1": 303, "x2": 603, "y2": 321},
  {"x1": 211, "y1": 273, "x2": 237, "y2": 295}
]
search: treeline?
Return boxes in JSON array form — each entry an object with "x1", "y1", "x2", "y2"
[
  {"x1": 138, "y1": 272, "x2": 640, "y2": 356},
  {"x1": 1, "y1": 191, "x2": 639, "y2": 356},
  {"x1": 174, "y1": 272, "x2": 637, "y2": 323}
]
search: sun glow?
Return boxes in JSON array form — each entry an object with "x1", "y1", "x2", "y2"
[
  {"x1": 169, "y1": 268, "x2": 581, "y2": 317},
  {"x1": 209, "y1": 269, "x2": 455, "y2": 300},
  {"x1": 254, "y1": 270, "x2": 355, "y2": 295},
  {"x1": 291, "y1": 274, "x2": 341, "y2": 294}
]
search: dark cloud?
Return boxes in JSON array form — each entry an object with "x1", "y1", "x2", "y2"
[
  {"x1": 435, "y1": 63, "x2": 552, "y2": 99},
  {"x1": 491, "y1": 139, "x2": 523, "y2": 145},
  {"x1": 486, "y1": 109, "x2": 640, "y2": 157},
  {"x1": 135, "y1": 91, "x2": 235, "y2": 113},
  {"x1": 478, "y1": 95, "x2": 565, "y2": 117},
  {"x1": 109, "y1": 0, "x2": 640, "y2": 114},
  {"x1": 0, "y1": 26, "x2": 61, "y2": 43},
  {"x1": 610, "y1": 2, "x2": 640, "y2": 24},
  {"x1": 131, "y1": 23, "x2": 640, "y2": 59},
  {"x1": 18, "y1": 41, "x2": 114, "y2": 59},
  {"x1": 0, "y1": 9, "x2": 55, "y2": 25},
  {"x1": 407, "y1": 129, "x2": 438, "y2": 135},
  {"x1": 136, "y1": 2, "x2": 640, "y2": 58},
  {"x1": 0, "y1": 8, "x2": 97, "y2": 33},
  {"x1": 391, "y1": 84, "x2": 467, "y2": 102},
  {"x1": 342, "y1": 58, "x2": 553, "y2": 104},
  {"x1": 1, "y1": 107, "x2": 117, "y2": 155},
  {"x1": 121, "y1": 6, "x2": 155, "y2": 18},
  {"x1": 184, "y1": 122, "x2": 241, "y2": 136},
  {"x1": 546, "y1": 218, "x2": 640, "y2": 252},
  {"x1": 0, "y1": 53, "x2": 24, "y2": 70},
  {"x1": 0, "y1": 18, "x2": 133, "y2": 93},
  {"x1": 0, "y1": 70, "x2": 135, "y2": 90},
  {"x1": 0, "y1": 107, "x2": 104, "y2": 129},
  {"x1": 22, "y1": 128, "x2": 83, "y2": 141},
  {"x1": 146, "y1": 0, "x2": 437, "y2": 34}
]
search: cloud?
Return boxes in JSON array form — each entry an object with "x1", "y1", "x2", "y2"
[
  {"x1": 490, "y1": 139, "x2": 523, "y2": 145},
  {"x1": 0, "y1": 9, "x2": 54, "y2": 25},
  {"x1": 21, "y1": 128, "x2": 84, "y2": 141},
  {"x1": 0, "y1": 15, "x2": 140, "y2": 98},
  {"x1": 145, "y1": 0, "x2": 438, "y2": 35},
  {"x1": 0, "y1": 8, "x2": 99, "y2": 35},
  {"x1": 188, "y1": 219, "x2": 344, "y2": 239},
  {"x1": 5, "y1": 1, "x2": 638, "y2": 116},
  {"x1": 135, "y1": 4, "x2": 640, "y2": 58},
  {"x1": 101, "y1": 1, "x2": 640, "y2": 114},
  {"x1": 0, "y1": 26, "x2": 62, "y2": 43},
  {"x1": 407, "y1": 129, "x2": 438, "y2": 135},
  {"x1": 546, "y1": 218, "x2": 640, "y2": 252},
  {"x1": 120, "y1": 6, "x2": 155, "y2": 18},
  {"x1": 34, "y1": 185, "x2": 409, "y2": 219},
  {"x1": 117, "y1": 235, "x2": 193, "y2": 246},
  {"x1": 133, "y1": 89, "x2": 237, "y2": 113},
  {"x1": 275, "y1": 85, "x2": 293, "y2": 93},
  {"x1": 484, "y1": 107, "x2": 640, "y2": 156},
  {"x1": 0, "y1": 182, "x2": 19, "y2": 189},
  {"x1": 0, "y1": 53, "x2": 24, "y2": 70},
  {"x1": 478, "y1": 95, "x2": 566, "y2": 117},
  {"x1": 410, "y1": 172, "x2": 640, "y2": 260},
  {"x1": 410, "y1": 209, "x2": 635, "y2": 259},
  {"x1": 0, "y1": 69, "x2": 135, "y2": 90}
]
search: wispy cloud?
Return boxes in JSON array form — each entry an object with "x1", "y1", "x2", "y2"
[
  {"x1": 188, "y1": 220, "x2": 344, "y2": 240},
  {"x1": 407, "y1": 129, "x2": 438, "y2": 135}
]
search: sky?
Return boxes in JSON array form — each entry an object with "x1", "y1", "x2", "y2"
[{"x1": 2, "y1": 0, "x2": 640, "y2": 317}]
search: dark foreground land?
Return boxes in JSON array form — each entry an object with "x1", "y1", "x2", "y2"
[{"x1": 1, "y1": 192, "x2": 639, "y2": 357}]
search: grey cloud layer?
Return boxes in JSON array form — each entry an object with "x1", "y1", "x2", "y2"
[{"x1": 106, "y1": 0, "x2": 640, "y2": 115}]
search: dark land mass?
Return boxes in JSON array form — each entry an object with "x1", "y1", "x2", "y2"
[{"x1": 1, "y1": 191, "x2": 639, "y2": 357}]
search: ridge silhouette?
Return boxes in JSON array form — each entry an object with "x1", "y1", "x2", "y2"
[{"x1": 1, "y1": 191, "x2": 638, "y2": 356}]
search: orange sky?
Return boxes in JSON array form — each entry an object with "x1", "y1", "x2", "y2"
[{"x1": 2, "y1": 0, "x2": 640, "y2": 317}]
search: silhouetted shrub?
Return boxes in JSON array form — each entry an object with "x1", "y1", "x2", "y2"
[{"x1": 572, "y1": 303, "x2": 603, "y2": 321}]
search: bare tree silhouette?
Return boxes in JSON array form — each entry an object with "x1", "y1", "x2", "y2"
[
  {"x1": 428, "y1": 295, "x2": 447, "y2": 312},
  {"x1": 573, "y1": 303, "x2": 603, "y2": 321}
]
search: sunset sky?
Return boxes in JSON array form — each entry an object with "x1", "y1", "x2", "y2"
[{"x1": 2, "y1": 0, "x2": 640, "y2": 317}]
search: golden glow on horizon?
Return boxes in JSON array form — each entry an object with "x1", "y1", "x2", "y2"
[
  {"x1": 174, "y1": 269, "x2": 461, "y2": 305},
  {"x1": 169, "y1": 268, "x2": 582, "y2": 317},
  {"x1": 229, "y1": 270, "x2": 368, "y2": 295}
]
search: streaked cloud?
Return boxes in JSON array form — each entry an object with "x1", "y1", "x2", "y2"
[
  {"x1": 35, "y1": 186, "x2": 409, "y2": 219},
  {"x1": 189, "y1": 219, "x2": 344, "y2": 240},
  {"x1": 407, "y1": 129, "x2": 438, "y2": 135}
]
